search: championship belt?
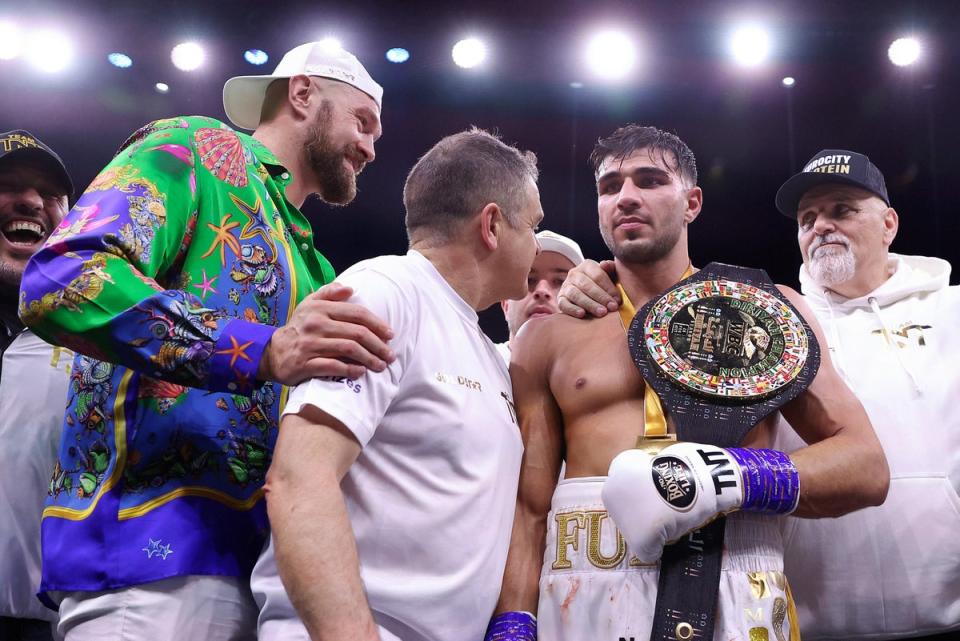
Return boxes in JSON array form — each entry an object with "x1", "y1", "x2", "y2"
[{"x1": 626, "y1": 262, "x2": 820, "y2": 641}]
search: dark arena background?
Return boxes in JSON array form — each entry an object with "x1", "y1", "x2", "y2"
[{"x1": 3, "y1": 0, "x2": 958, "y2": 342}]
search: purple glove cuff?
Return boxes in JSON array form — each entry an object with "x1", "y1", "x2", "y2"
[
  {"x1": 727, "y1": 447, "x2": 800, "y2": 514},
  {"x1": 484, "y1": 611, "x2": 537, "y2": 641}
]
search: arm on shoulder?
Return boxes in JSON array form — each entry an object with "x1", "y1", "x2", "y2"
[{"x1": 775, "y1": 285, "x2": 890, "y2": 518}]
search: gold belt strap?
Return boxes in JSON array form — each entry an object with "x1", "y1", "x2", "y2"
[{"x1": 617, "y1": 265, "x2": 694, "y2": 439}]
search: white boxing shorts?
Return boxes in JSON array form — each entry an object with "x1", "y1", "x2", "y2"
[{"x1": 538, "y1": 477, "x2": 800, "y2": 641}]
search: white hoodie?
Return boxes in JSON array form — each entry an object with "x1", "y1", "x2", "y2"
[{"x1": 775, "y1": 253, "x2": 960, "y2": 639}]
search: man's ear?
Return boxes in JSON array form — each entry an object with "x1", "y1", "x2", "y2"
[
  {"x1": 882, "y1": 206, "x2": 899, "y2": 248},
  {"x1": 683, "y1": 185, "x2": 703, "y2": 224},
  {"x1": 479, "y1": 202, "x2": 503, "y2": 251},
  {"x1": 288, "y1": 74, "x2": 314, "y2": 118}
]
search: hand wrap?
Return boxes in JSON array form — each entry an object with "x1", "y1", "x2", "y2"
[{"x1": 484, "y1": 611, "x2": 537, "y2": 641}]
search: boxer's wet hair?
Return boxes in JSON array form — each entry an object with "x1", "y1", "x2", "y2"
[
  {"x1": 590, "y1": 125, "x2": 697, "y2": 187},
  {"x1": 404, "y1": 127, "x2": 538, "y2": 242}
]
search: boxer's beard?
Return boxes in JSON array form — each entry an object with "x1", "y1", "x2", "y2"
[
  {"x1": 807, "y1": 232, "x2": 856, "y2": 287},
  {"x1": 305, "y1": 101, "x2": 357, "y2": 206},
  {"x1": 600, "y1": 217, "x2": 682, "y2": 265}
]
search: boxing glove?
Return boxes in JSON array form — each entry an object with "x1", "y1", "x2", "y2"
[{"x1": 602, "y1": 442, "x2": 799, "y2": 563}]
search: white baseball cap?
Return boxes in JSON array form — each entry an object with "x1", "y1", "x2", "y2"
[
  {"x1": 223, "y1": 42, "x2": 383, "y2": 131},
  {"x1": 536, "y1": 230, "x2": 584, "y2": 267}
]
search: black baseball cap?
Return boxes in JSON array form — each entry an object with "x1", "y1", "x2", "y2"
[
  {"x1": 775, "y1": 149, "x2": 889, "y2": 218},
  {"x1": 0, "y1": 130, "x2": 73, "y2": 197}
]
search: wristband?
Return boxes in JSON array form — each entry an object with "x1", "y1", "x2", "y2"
[
  {"x1": 727, "y1": 447, "x2": 800, "y2": 514},
  {"x1": 484, "y1": 611, "x2": 537, "y2": 641}
]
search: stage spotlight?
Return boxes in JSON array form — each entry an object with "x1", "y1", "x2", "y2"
[
  {"x1": 0, "y1": 22, "x2": 23, "y2": 60},
  {"x1": 729, "y1": 24, "x2": 771, "y2": 67},
  {"x1": 244, "y1": 49, "x2": 268, "y2": 65},
  {"x1": 155, "y1": 82, "x2": 170, "y2": 94},
  {"x1": 26, "y1": 29, "x2": 74, "y2": 73},
  {"x1": 570, "y1": 81, "x2": 584, "y2": 89},
  {"x1": 318, "y1": 37, "x2": 343, "y2": 52},
  {"x1": 452, "y1": 38, "x2": 486, "y2": 69},
  {"x1": 108, "y1": 52, "x2": 133, "y2": 68},
  {"x1": 585, "y1": 30, "x2": 636, "y2": 81},
  {"x1": 888, "y1": 37, "x2": 921, "y2": 67},
  {"x1": 782, "y1": 76, "x2": 795, "y2": 87},
  {"x1": 386, "y1": 47, "x2": 410, "y2": 63},
  {"x1": 171, "y1": 42, "x2": 204, "y2": 71}
]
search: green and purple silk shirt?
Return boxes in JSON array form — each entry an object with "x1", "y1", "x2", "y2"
[{"x1": 19, "y1": 115, "x2": 334, "y2": 599}]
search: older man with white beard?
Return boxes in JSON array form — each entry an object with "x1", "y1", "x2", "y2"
[{"x1": 772, "y1": 149, "x2": 960, "y2": 641}]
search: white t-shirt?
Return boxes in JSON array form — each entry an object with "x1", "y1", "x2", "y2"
[
  {"x1": 253, "y1": 250, "x2": 523, "y2": 641},
  {"x1": 494, "y1": 340, "x2": 511, "y2": 366},
  {"x1": 0, "y1": 331, "x2": 72, "y2": 620}
]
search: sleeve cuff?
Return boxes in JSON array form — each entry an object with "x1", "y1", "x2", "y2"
[{"x1": 208, "y1": 319, "x2": 276, "y2": 395}]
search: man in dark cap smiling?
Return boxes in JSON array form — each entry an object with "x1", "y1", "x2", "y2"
[
  {"x1": 0, "y1": 129, "x2": 73, "y2": 641},
  {"x1": 0, "y1": 131, "x2": 72, "y2": 327}
]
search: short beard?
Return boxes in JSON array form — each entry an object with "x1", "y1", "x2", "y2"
[
  {"x1": 305, "y1": 101, "x2": 356, "y2": 206},
  {"x1": 600, "y1": 222, "x2": 681, "y2": 264},
  {"x1": 0, "y1": 261, "x2": 22, "y2": 298},
  {"x1": 0, "y1": 262, "x2": 23, "y2": 328},
  {"x1": 807, "y1": 236, "x2": 856, "y2": 288}
]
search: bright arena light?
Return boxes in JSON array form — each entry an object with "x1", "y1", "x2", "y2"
[
  {"x1": 108, "y1": 52, "x2": 133, "y2": 68},
  {"x1": 171, "y1": 42, "x2": 205, "y2": 71},
  {"x1": 782, "y1": 76, "x2": 795, "y2": 87},
  {"x1": 452, "y1": 38, "x2": 487, "y2": 69},
  {"x1": 0, "y1": 22, "x2": 23, "y2": 60},
  {"x1": 585, "y1": 30, "x2": 637, "y2": 81},
  {"x1": 386, "y1": 47, "x2": 410, "y2": 63},
  {"x1": 155, "y1": 82, "x2": 170, "y2": 94},
  {"x1": 729, "y1": 24, "x2": 772, "y2": 68},
  {"x1": 888, "y1": 37, "x2": 921, "y2": 67},
  {"x1": 26, "y1": 29, "x2": 74, "y2": 73},
  {"x1": 244, "y1": 48, "x2": 268, "y2": 65},
  {"x1": 318, "y1": 37, "x2": 343, "y2": 52}
]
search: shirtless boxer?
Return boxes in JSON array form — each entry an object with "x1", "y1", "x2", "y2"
[{"x1": 485, "y1": 125, "x2": 889, "y2": 641}]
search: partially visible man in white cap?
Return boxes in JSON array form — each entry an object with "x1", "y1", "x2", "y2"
[
  {"x1": 19, "y1": 42, "x2": 395, "y2": 641},
  {"x1": 496, "y1": 230, "x2": 584, "y2": 363}
]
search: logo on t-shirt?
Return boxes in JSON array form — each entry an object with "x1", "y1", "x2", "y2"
[
  {"x1": 500, "y1": 391, "x2": 517, "y2": 425},
  {"x1": 435, "y1": 371, "x2": 483, "y2": 392},
  {"x1": 318, "y1": 376, "x2": 362, "y2": 393}
]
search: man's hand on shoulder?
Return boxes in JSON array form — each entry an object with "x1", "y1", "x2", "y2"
[
  {"x1": 258, "y1": 282, "x2": 395, "y2": 385},
  {"x1": 557, "y1": 259, "x2": 621, "y2": 318}
]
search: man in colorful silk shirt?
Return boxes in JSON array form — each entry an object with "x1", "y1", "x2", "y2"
[
  {"x1": 0, "y1": 130, "x2": 73, "y2": 641},
  {"x1": 18, "y1": 43, "x2": 394, "y2": 640}
]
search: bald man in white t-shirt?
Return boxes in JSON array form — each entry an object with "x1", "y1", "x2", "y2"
[{"x1": 252, "y1": 128, "x2": 545, "y2": 641}]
